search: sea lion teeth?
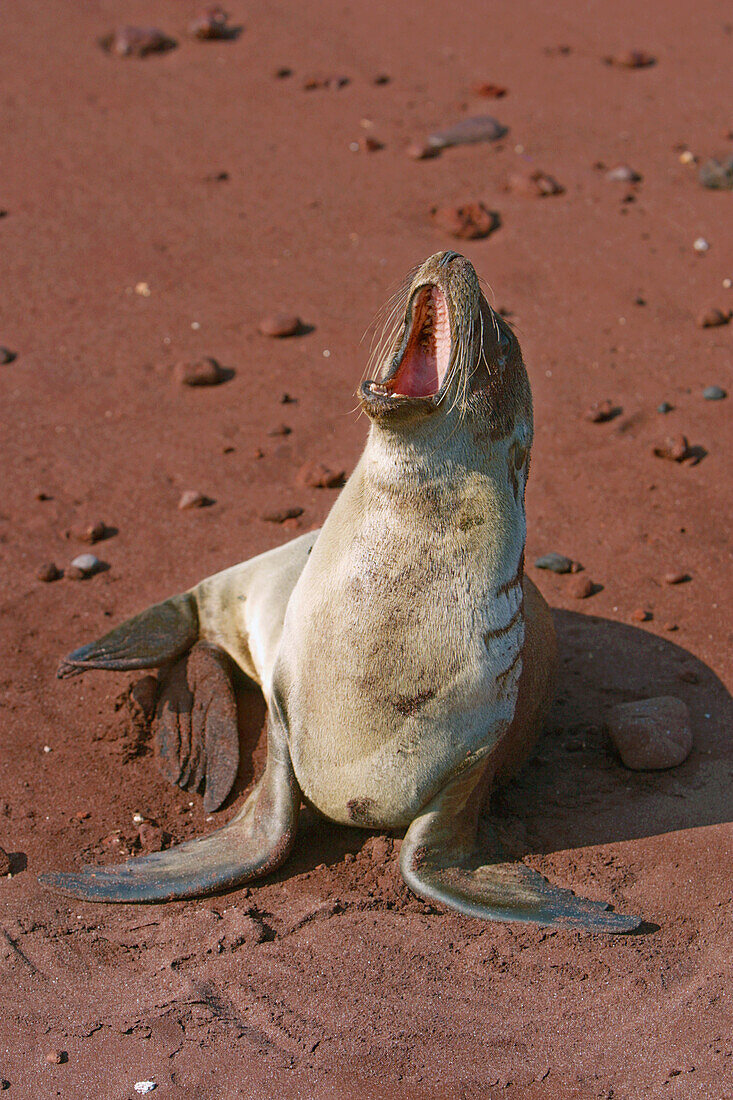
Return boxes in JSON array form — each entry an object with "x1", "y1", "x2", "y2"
[{"x1": 41, "y1": 250, "x2": 642, "y2": 933}]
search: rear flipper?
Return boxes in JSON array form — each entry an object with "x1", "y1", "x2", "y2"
[
  {"x1": 400, "y1": 759, "x2": 642, "y2": 934},
  {"x1": 57, "y1": 592, "x2": 199, "y2": 679},
  {"x1": 153, "y1": 642, "x2": 240, "y2": 813},
  {"x1": 39, "y1": 719, "x2": 299, "y2": 903}
]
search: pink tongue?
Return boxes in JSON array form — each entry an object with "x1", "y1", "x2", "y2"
[
  {"x1": 395, "y1": 346, "x2": 439, "y2": 397},
  {"x1": 392, "y1": 287, "x2": 451, "y2": 397}
]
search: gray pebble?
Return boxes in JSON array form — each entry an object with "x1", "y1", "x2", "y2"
[
  {"x1": 657, "y1": 401, "x2": 673, "y2": 414},
  {"x1": 69, "y1": 553, "x2": 101, "y2": 576},
  {"x1": 702, "y1": 385, "x2": 727, "y2": 401},
  {"x1": 534, "y1": 552, "x2": 573, "y2": 574}
]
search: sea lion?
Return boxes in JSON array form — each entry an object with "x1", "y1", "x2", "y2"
[{"x1": 41, "y1": 251, "x2": 641, "y2": 932}]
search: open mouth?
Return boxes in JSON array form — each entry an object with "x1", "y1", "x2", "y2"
[{"x1": 371, "y1": 284, "x2": 452, "y2": 401}]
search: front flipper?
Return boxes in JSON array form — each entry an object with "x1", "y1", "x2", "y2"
[
  {"x1": 39, "y1": 720, "x2": 299, "y2": 903},
  {"x1": 400, "y1": 760, "x2": 642, "y2": 934},
  {"x1": 57, "y1": 593, "x2": 199, "y2": 679},
  {"x1": 153, "y1": 642, "x2": 240, "y2": 813}
]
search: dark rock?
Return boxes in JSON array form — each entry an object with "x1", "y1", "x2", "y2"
[
  {"x1": 606, "y1": 697, "x2": 692, "y2": 770},
  {"x1": 584, "y1": 399, "x2": 619, "y2": 422},
  {"x1": 36, "y1": 562, "x2": 61, "y2": 583},
  {"x1": 657, "y1": 401, "x2": 673, "y2": 414},
  {"x1": 534, "y1": 552, "x2": 575, "y2": 574},
  {"x1": 267, "y1": 423, "x2": 292, "y2": 437},
  {"x1": 472, "y1": 82, "x2": 507, "y2": 98},
  {"x1": 702, "y1": 385, "x2": 727, "y2": 401},
  {"x1": 429, "y1": 203, "x2": 500, "y2": 240},
  {"x1": 0, "y1": 347, "x2": 16, "y2": 365},
  {"x1": 302, "y1": 74, "x2": 349, "y2": 91},
  {"x1": 698, "y1": 155, "x2": 733, "y2": 190},
  {"x1": 409, "y1": 115, "x2": 507, "y2": 159}
]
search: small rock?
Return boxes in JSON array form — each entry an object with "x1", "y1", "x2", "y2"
[
  {"x1": 472, "y1": 82, "x2": 507, "y2": 98},
  {"x1": 534, "y1": 552, "x2": 574, "y2": 574},
  {"x1": 261, "y1": 506, "x2": 303, "y2": 523},
  {"x1": 45, "y1": 1051, "x2": 67, "y2": 1065},
  {"x1": 173, "y1": 357, "x2": 228, "y2": 386},
  {"x1": 267, "y1": 423, "x2": 292, "y2": 437},
  {"x1": 0, "y1": 346, "x2": 16, "y2": 364},
  {"x1": 429, "y1": 203, "x2": 500, "y2": 240},
  {"x1": 373, "y1": 73, "x2": 390, "y2": 85},
  {"x1": 353, "y1": 135, "x2": 384, "y2": 153},
  {"x1": 663, "y1": 570, "x2": 689, "y2": 585},
  {"x1": 409, "y1": 115, "x2": 507, "y2": 159},
  {"x1": 274, "y1": 66, "x2": 293, "y2": 79},
  {"x1": 0, "y1": 847, "x2": 11, "y2": 875},
  {"x1": 657, "y1": 401, "x2": 673, "y2": 414},
  {"x1": 205, "y1": 170, "x2": 230, "y2": 182},
  {"x1": 68, "y1": 554, "x2": 102, "y2": 578},
  {"x1": 298, "y1": 462, "x2": 346, "y2": 489},
  {"x1": 604, "y1": 50, "x2": 656, "y2": 69},
  {"x1": 693, "y1": 237, "x2": 710, "y2": 253},
  {"x1": 134, "y1": 1084, "x2": 157, "y2": 1096},
  {"x1": 302, "y1": 74, "x2": 349, "y2": 91},
  {"x1": 606, "y1": 697, "x2": 692, "y2": 770},
  {"x1": 188, "y1": 7, "x2": 233, "y2": 39},
  {"x1": 702, "y1": 385, "x2": 727, "y2": 401},
  {"x1": 605, "y1": 164, "x2": 642, "y2": 183},
  {"x1": 507, "y1": 169, "x2": 565, "y2": 197},
  {"x1": 100, "y1": 27, "x2": 176, "y2": 57},
  {"x1": 631, "y1": 608, "x2": 651, "y2": 622},
  {"x1": 697, "y1": 307, "x2": 730, "y2": 328},
  {"x1": 258, "y1": 313, "x2": 302, "y2": 338},
  {"x1": 567, "y1": 575, "x2": 594, "y2": 599},
  {"x1": 698, "y1": 155, "x2": 733, "y2": 190},
  {"x1": 584, "y1": 399, "x2": 618, "y2": 423},
  {"x1": 68, "y1": 520, "x2": 106, "y2": 544},
  {"x1": 653, "y1": 435, "x2": 690, "y2": 462},
  {"x1": 220, "y1": 907, "x2": 268, "y2": 947},
  {"x1": 664, "y1": 622, "x2": 678, "y2": 632},
  {"x1": 37, "y1": 562, "x2": 61, "y2": 583},
  {"x1": 407, "y1": 139, "x2": 442, "y2": 160},
  {"x1": 138, "y1": 823, "x2": 171, "y2": 853},
  {"x1": 0, "y1": 1078, "x2": 9, "y2": 1089},
  {"x1": 74, "y1": 810, "x2": 91, "y2": 821},
  {"x1": 178, "y1": 490, "x2": 208, "y2": 510}
]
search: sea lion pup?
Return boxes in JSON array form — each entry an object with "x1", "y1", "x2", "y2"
[{"x1": 42, "y1": 251, "x2": 641, "y2": 932}]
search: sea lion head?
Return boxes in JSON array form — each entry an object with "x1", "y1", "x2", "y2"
[{"x1": 359, "y1": 251, "x2": 531, "y2": 449}]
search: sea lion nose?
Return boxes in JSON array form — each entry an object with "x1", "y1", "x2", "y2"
[{"x1": 439, "y1": 250, "x2": 461, "y2": 267}]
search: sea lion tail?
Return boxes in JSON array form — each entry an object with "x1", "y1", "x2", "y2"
[{"x1": 56, "y1": 592, "x2": 199, "y2": 679}]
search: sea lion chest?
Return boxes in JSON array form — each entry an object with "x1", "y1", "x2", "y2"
[{"x1": 274, "y1": 461, "x2": 526, "y2": 828}]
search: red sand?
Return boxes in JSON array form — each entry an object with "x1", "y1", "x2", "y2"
[{"x1": 1, "y1": 2, "x2": 731, "y2": 1097}]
